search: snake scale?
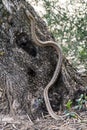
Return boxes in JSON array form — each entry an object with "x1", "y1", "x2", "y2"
[{"x1": 25, "y1": 10, "x2": 63, "y2": 120}]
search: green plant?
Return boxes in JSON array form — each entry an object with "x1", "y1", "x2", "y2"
[
  {"x1": 64, "y1": 111, "x2": 78, "y2": 119},
  {"x1": 66, "y1": 99, "x2": 72, "y2": 110},
  {"x1": 0, "y1": 51, "x2": 4, "y2": 56},
  {"x1": 75, "y1": 94, "x2": 87, "y2": 110},
  {"x1": 64, "y1": 99, "x2": 76, "y2": 118},
  {"x1": 64, "y1": 93, "x2": 87, "y2": 119}
]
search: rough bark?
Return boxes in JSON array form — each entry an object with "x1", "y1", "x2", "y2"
[{"x1": 0, "y1": 0, "x2": 87, "y2": 120}]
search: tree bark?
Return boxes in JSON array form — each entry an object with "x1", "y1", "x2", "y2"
[{"x1": 0, "y1": 0, "x2": 87, "y2": 120}]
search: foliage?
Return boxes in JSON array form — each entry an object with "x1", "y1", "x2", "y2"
[
  {"x1": 66, "y1": 99, "x2": 72, "y2": 110},
  {"x1": 64, "y1": 110, "x2": 78, "y2": 119},
  {"x1": 75, "y1": 94, "x2": 87, "y2": 110},
  {"x1": 0, "y1": 51, "x2": 4, "y2": 56},
  {"x1": 65, "y1": 93, "x2": 87, "y2": 112},
  {"x1": 64, "y1": 93, "x2": 87, "y2": 119},
  {"x1": 34, "y1": 0, "x2": 87, "y2": 71}
]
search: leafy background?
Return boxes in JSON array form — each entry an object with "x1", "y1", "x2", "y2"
[{"x1": 27, "y1": 0, "x2": 87, "y2": 74}]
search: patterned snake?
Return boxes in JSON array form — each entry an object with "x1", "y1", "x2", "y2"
[{"x1": 25, "y1": 10, "x2": 63, "y2": 120}]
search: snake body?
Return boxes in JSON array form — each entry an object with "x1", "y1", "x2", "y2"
[{"x1": 25, "y1": 10, "x2": 63, "y2": 120}]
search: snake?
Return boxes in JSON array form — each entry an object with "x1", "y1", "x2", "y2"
[{"x1": 25, "y1": 10, "x2": 63, "y2": 120}]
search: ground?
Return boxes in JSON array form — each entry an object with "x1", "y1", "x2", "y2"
[{"x1": 0, "y1": 111, "x2": 87, "y2": 130}]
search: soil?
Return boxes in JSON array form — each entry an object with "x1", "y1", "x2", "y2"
[{"x1": 0, "y1": 110, "x2": 87, "y2": 130}]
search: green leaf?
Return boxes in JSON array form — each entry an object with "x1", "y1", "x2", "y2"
[{"x1": 66, "y1": 100, "x2": 72, "y2": 110}]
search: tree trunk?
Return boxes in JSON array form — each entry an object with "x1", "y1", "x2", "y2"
[{"x1": 0, "y1": 0, "x2": 87, "y2": 120}]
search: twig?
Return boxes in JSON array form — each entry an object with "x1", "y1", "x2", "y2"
[{"x1": 26, "y1": 114, "x2": 34, "y2": 125}]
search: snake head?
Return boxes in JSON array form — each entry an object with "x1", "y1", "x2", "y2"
[{"x1": 25, "y1": 10, "x2": 35, "y2": 21}]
